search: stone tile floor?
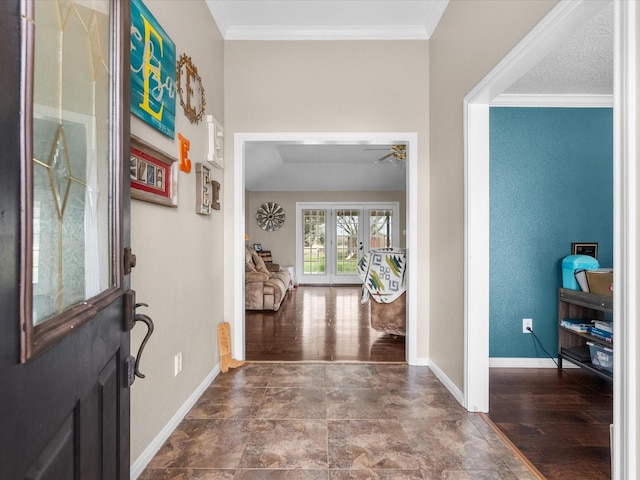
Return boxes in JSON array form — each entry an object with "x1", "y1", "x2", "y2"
[{"x1": 140, "y1": 363, "x2": 538, "y2": 479}]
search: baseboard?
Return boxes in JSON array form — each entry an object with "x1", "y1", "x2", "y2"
[
  {"x1": 130, "y1": 364, "x2": 220, "y2": 479},
  {"x1": 489, "y1": 357, "x2": 578, "y2": 368},
  {"x1": 409, "y1": 356, "x2": 429, "y2": 366},
  {"x1": 427, "y1": 359, "x2": 465, "y2": 407}
]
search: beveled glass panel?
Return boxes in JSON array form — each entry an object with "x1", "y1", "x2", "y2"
[{"x1": 32, "y1": 0, "x2": 111, "y2": 326}]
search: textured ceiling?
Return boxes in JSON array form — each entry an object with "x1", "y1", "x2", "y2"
[{"x1": 505, "y1": 2, "x2": 613, "y2": 96}]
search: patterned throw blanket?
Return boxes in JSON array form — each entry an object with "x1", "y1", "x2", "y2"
[{"x1": 357, "y1": 248, "x2": 406, "y2": 304}]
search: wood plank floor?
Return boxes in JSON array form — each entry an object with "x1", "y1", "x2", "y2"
[
  {"x1": 245, "y1": 285, "x2": 406, "y2": 362},
  {"x1": 488, "y1": 367, "x2": 613, "y2": 480}
]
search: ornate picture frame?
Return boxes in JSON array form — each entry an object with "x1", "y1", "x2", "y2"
[
  {"x1": 130, "y1": 135, "x2": 178, "y2": 207},
  {"x1": 176, "y1": 54, "x2": 206, "y2": 124}
]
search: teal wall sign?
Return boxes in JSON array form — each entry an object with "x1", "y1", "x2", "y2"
[{"x1": 130, "y1": 0, "x2": 176, "y2": 139}]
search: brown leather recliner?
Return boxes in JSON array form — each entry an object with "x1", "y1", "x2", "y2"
[{"x1": 245, "y1": 247, "x2": 291, "y2": 311}]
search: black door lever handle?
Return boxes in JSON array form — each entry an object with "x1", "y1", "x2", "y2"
[{"x1": 132, "y1": 304, "x2": 154, "y2": 379}]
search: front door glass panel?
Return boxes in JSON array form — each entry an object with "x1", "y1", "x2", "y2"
[{"x1": 31, "y1": 0, "x2": 112, "y2": 326}]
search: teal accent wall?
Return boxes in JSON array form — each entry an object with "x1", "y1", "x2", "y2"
[{"x1": 489, "y1": 107, "x2": 613, "y2": 358}]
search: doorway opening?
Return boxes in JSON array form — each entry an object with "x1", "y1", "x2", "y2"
[
  {"x1": 234, "y1": 132, "x2": 419, "y2": 364},
  {"x1": 464, "y1": 0, "x2": 637, "y2": 476}
]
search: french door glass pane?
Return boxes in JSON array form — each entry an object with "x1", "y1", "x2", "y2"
[
  {"x1": 370, "y1": 209, "x2": 393, "y2": 249},
  {"x1": 32, "y1": 0, "x2": 111, "y2": 325},
  {"x1": 336, "y1": 209, "x2": 359, "y2": 275},
  {"x1": 303, "y1": 209, "x2": 326, "y2": 275}
]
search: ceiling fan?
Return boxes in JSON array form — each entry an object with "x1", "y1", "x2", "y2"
[{"x1": 366, "y1": 144, "x2": 407, "y2": 164}]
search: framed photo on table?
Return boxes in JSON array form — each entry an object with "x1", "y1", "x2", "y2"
[
  {"x1": 130, "y1": 135, "x2": 178, "y2": 207},
  {"x1": 571, "y1": 242, "x2": 598, "y2": 259},
  {"x1": 253, "y1": 244, "x2": 262, "y2": 252}
]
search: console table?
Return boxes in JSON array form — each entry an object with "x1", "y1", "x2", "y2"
[{"x1": 558, "y1": 288, "x2": 613, "y2": 381}]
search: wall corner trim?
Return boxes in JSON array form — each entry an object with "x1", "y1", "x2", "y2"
[
  {"x1": 428, "y1": 360, "x2": 465, "y2": 408},
  {"x1": 130, "y1": 365, "x2": 221, "y2": 479}
]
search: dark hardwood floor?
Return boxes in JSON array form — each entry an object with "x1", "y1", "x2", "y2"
[
  {"x1": 488, "y1": 367, "x2": 613, "y2": 480},
  {"x1": 245, "y1": 285, "x2": 406, "y2": 362}
]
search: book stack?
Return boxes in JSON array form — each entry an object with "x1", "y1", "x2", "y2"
[
  {"x1": 560, "y1": 318, "x2": 592, "y2": 333},
  {"x1": 590, "y1": 320, "x2": 613, "y2": 343}
]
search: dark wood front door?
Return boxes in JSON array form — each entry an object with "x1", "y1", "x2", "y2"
[{"x1": 0, "y1": 1, "x2": 133, "y2": 478}]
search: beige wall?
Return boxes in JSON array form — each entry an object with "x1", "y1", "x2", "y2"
[
  {"x1": 224, "y1": 40, "x2": 430, "y2": 355},
  {"x1": 246, "y1": 191, "x2": 406, "y2": 266},
  {"x1": 129, "y1": 0, "x2": 224, "y2": 463},
  {"x1": 428, "y1": 0, "x2": 557, "y2": 388}
]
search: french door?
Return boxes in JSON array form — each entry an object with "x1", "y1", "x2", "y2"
[{"x1": 297, "y1": 202, "x2": 399, "y2": 284}]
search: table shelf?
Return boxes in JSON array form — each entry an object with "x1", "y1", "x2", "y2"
[{"x1": 558, "y1": 288, "x2": 613, "y2": 382}]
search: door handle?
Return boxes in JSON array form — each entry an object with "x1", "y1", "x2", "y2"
[
  {"x1": 359, "y1": 241, "x2": 364, "y2": 251},
  {"x1": 132, "y1": 303, "x2": 154, "y2": 379},
  {"x1": 123, "y1": 290, "x2": 155, "y2": 386}
]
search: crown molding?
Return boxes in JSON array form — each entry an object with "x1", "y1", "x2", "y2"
[
  {"x1": 492, "y1": 93, "x2": 613, "y2": 107},
  {"x1": 223, "y1": 25, "x2": 430, "y2": 41},
  {"x1": 206, "y1": 0, "x2": 448, "y2": 41}
]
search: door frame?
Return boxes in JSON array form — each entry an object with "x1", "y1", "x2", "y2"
[
  {"x1": 295, "y1": 201, "x2": 401, "y2": 285},
  {"x1": 464, "y1": 0, "x2": 636, "y2": 476},
  {"x1": 234, "y1": 132, "x2": 419, "y2": 364}
]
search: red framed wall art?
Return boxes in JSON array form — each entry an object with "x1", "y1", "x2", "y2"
[{"x1": 130, "y1": 135, "x2": 178, "y2": 207}]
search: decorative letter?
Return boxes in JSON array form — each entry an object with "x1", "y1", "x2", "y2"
[
  {"x1": 139, "y1": 15, "x2": 164, "y2": 120},
  {"x1": 178, "y1": 133, "x2": 192, "y2": 173}
]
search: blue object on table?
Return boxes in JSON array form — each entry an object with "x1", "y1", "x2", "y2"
[{"x1": 562, "y1": 255, "x2": 599, "y2": 290}]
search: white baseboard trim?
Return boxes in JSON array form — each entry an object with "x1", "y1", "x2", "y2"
[
  {"x1": 130, "y1": 364, "x2": 221, "y2": 479},
  {"x1": 428, "y1": 359, "x2": 465, "y2": 407},
  {"x1": 489, "y1": 357, "x2": 578, "y2": 368},
  {"x1": 409, "y1": 356, "x2": 429, "y2": 366}
]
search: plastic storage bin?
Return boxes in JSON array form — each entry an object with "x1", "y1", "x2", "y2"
[
  {"x1": 562, "y1": 255, "x2": 599, "y2": 290},
  {"x1": 587, "y1": 341, "x2": 613, "y2": 373}
]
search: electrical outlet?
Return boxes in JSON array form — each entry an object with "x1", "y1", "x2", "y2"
[
  {"x1": 174, "y1": 352, "x2": 183, "y2": 376},
  {"x1": 523, "y1": 318, "x2": 533, "y2": 333}
]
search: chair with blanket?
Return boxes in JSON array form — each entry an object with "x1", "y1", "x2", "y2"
[{"x1": 357, "y1": 248, "x2": 407, "y2": 336}]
